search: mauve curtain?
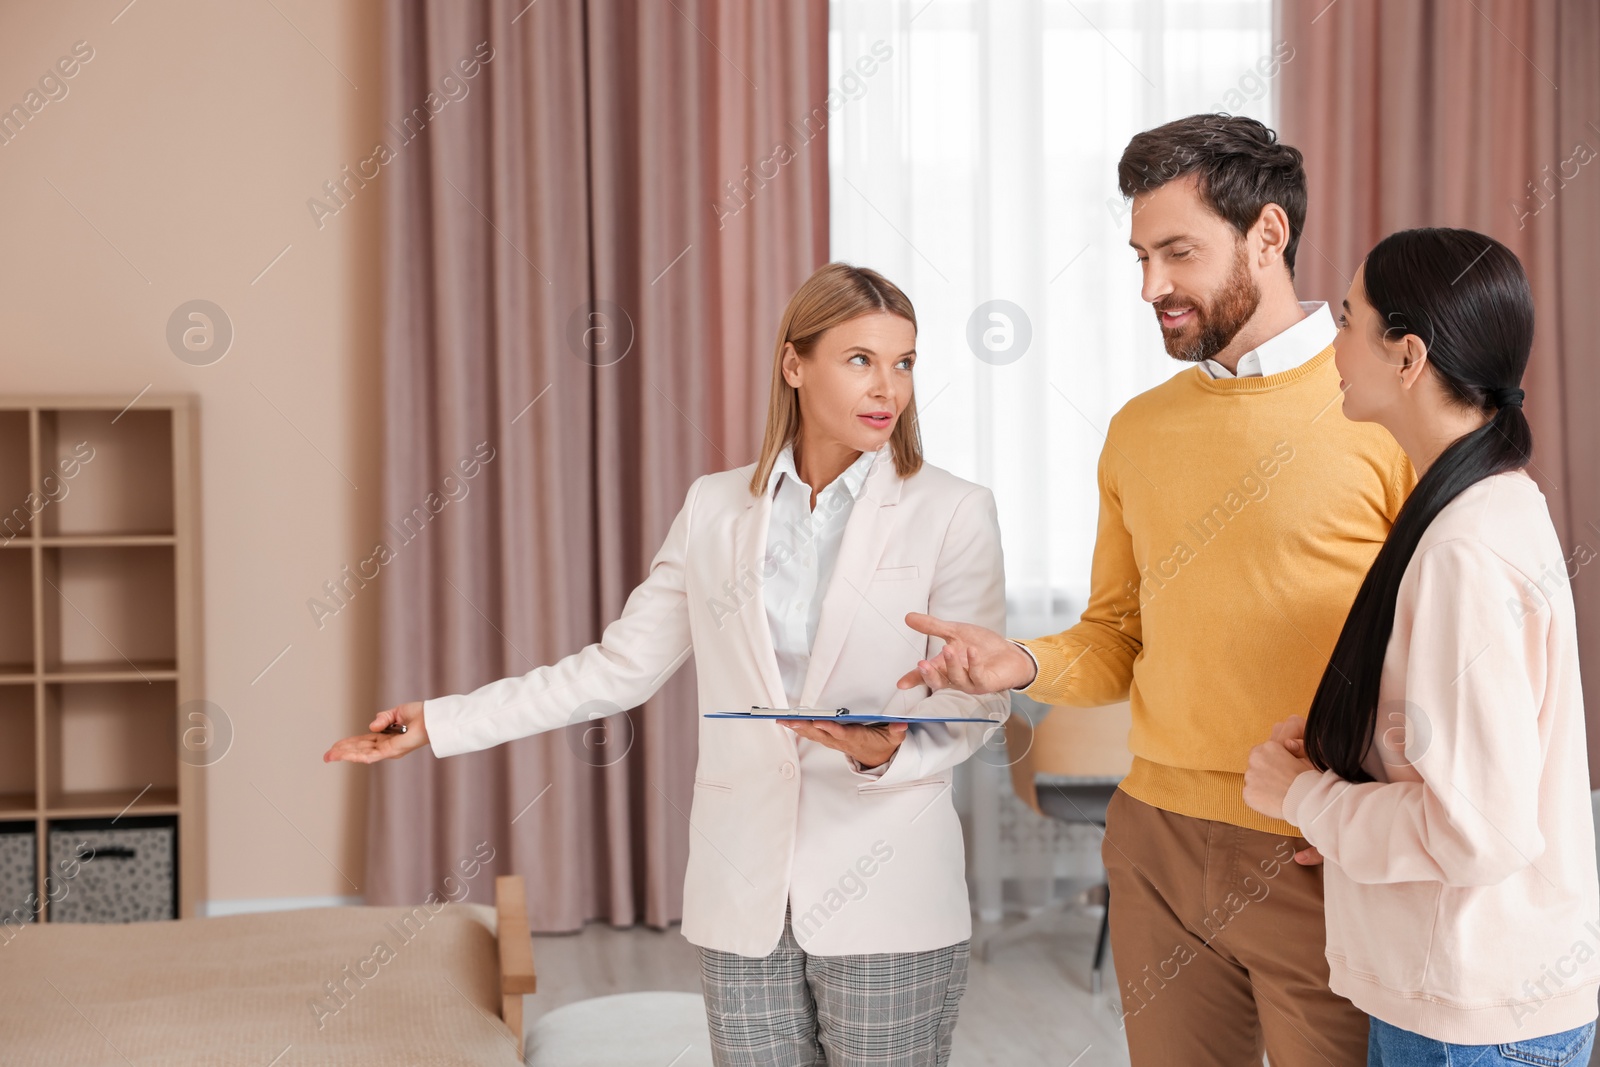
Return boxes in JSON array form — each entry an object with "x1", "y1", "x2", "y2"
[
  {"x1": 1277, "y1": 0, "x2": 1600, "y2": 772},
  {"x1": 365, "y1": 0, "x2": 829, "y2": 928}
]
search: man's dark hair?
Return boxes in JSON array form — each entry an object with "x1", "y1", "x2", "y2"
[{"x1": 1117, "y1": 114, "x2": 1306, "y2": 278}]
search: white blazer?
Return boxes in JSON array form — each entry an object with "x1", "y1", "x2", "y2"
[{"x1": 424, "y1": 448, "x2": 1008, "y2": 956}]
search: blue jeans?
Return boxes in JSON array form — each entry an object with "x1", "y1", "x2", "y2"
[{"x1": 1368, "y1": 1015, "x2": 1596, "y2": 1066}]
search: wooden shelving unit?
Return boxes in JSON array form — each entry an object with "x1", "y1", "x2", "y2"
[{"x1": 0, "y1": 396, "x2": 203, "y2": 920}]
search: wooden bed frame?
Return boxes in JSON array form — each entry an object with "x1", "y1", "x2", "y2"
[
  {"x1": 1, "y1": 871, "x2": 542, "y2": 1066},
  {"x1": 4, "y1": 872, "x2": 543, "y2": 1065},
  {"x1": 495, "y1": 874, "x2": 539, "y2": 1056}
]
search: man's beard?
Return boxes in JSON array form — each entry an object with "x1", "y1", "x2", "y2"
[{"x1": 1155, "y1": 243, "x2": 1261, "y2": 364}]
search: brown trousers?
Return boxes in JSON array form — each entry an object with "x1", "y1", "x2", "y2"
[{"x1": 1099, "y1": 788, "x2": 1369, "y2": 1066}]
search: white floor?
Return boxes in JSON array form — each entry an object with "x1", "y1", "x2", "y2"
[{"x1": 527, "y1": 904, "x2": 1132, "y2": 1066}]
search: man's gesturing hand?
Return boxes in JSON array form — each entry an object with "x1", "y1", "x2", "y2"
[{"x1": 895, "y1": 612, "x2": 1038, "y2": 695}]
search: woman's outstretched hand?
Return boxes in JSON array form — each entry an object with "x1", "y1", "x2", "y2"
[
  {"x1": 780, "y1": 720, "x2": 909, "y2": 770},
  {"x1": 323, "y1": 701, "x2": 429, "y2": 764},
  {"x1": 894, "y1": 612, "x2": 1037, "y2": 695}
]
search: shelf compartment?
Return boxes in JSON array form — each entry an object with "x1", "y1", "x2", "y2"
[
  {"x1": 0, "y1": 546, "x2": 32, "y2": 676},
  {"x1": 43, "y1": 681, "x2": 177, "y2": 810},
  {"x1": 0, "y1": 686, "x2": 35, "y2": 812},
  {"x1": 38, "y1": 409, "x2": 174, "y2": 537},
  {"x1": 40, "y1": 545, "x2": 176, "y2": 673},
  {"x1": 0, "y1": 795, "x2": 35, "y2": 817},
  {"x1": 0, "y1": 820, "x2": 37, "y2": 925},
  {"x1": 46, "y1": 815, "x2": 177, "y2": 922},
  {"x1": 0, "y1": 410, "x2": 30, "y2": 543}
]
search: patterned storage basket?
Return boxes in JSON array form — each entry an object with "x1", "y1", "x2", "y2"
[
  {"x1": 47, "y1": 816, "x2": 176, "y2": 923},
  {"x1": 0, "y1": 822, "x2": 36, "y2": 929}
]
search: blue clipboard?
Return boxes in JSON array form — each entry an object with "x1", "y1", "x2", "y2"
[{"x1": 706, "y1": 706, "x2": 1000, "y2": 725}]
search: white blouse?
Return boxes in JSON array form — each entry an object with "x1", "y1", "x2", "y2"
[{"x1": 761, "y1": 442, "x2": 884, "y2": 706}]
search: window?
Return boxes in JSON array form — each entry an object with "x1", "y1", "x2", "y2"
[{"x1": 829, "y1": 0, "x2": 1280, "y2": 635}]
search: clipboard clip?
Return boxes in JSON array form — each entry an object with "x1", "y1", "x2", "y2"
[{"x1": 749, "y1": 705, "x2": 852, "y2": 717}]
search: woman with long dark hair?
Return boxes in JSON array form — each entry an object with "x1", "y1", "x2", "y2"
[{"x1": 1242, "y1": 228, "x2": 1600, "y2": 1064}]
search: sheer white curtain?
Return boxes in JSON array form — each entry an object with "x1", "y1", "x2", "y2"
[{"x1": 829, "y1": 0, "x2": 1278, "y2": 636}]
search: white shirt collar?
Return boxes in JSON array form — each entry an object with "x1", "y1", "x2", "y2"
[
  {"x1": 767, "y1": 442, "x2": 881, "y2": 501},
  {"x1": 1200, "y1": 301, "x2": 1335, "y2": 379}
]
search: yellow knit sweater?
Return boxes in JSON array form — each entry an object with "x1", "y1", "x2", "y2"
[{"x1": 1017, "y1": 346, "x2": 1415, "y2": 835}]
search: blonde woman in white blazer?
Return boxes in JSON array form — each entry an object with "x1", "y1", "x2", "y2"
[{"x1": 326, "y1": 262, "x2": 1008, "y2": 1066}]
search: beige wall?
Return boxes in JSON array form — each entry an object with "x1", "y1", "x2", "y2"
[{"x1": 0, "y1": 0, "x2": 384, "y2": 907}]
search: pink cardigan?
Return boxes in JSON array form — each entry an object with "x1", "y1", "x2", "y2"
[{"x1": 1284, "y1": 470, "x2": 1600, "y2": 1044}]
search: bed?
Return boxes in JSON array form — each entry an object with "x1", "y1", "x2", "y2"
[{"x1": 0, "y1": 875, "x2": 537, "y2": 1066}]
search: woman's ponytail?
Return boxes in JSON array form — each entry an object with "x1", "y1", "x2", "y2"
[{"x1": 1302, "y1": 229, "x2": 1535, "y2": 782}]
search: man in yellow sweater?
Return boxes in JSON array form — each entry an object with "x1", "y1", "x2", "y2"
[{"x1": 899, "y1": 114, "x2": 1413, "y2": 1065}]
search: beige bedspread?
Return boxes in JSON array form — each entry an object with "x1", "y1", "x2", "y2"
[{"x1": 0, "y1": 903, "x2": 525, "y2": 1067}]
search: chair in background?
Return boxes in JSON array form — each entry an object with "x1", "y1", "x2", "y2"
[{"x1": 975, "y1": 694, "x2": 1132, "y2": 994}]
